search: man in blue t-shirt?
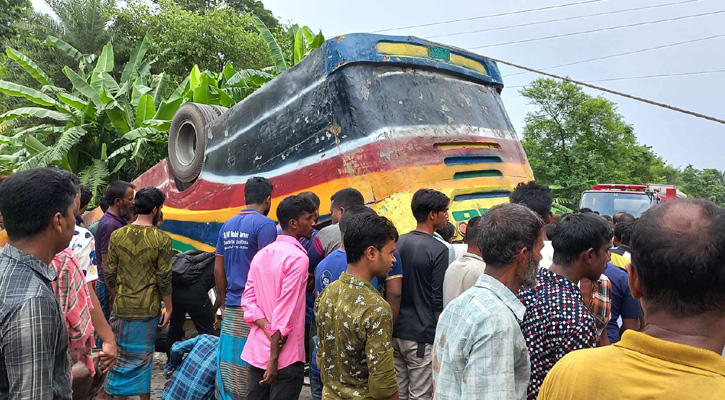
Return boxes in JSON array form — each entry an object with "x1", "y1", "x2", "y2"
[
  {"x1": 214, "y1": 177, "x2": 276, "y2": 400},
  {"x1": 311, "y1": 205, "x2": 403, "y2": 400},
  {"x1": 603, "y1": 262, "x2": 642, "y2": 343}
]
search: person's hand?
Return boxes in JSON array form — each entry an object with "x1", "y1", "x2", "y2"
[
  {"x1": 259, "y1": 358, "x2": 278, "y2": 386},
  {"x1": 164, "y1": 370, "x2": 174, "y2": 388},
  {"x1": 306, "y1": 273, "x2": 315, "y2": 293},
  {"x1": 99, "y1": 341, "x2": 118, "y2": 373},
  {"x1": 158, "y1": 308, "x2": 172, "y2": 329},
  {"x1": 214, "y1": 306, "x2": 225, "y2": 330}
]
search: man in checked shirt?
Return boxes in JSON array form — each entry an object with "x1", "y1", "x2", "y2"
[{"x1": 0, "y1": 168, "x2": 78, "y2": 399}]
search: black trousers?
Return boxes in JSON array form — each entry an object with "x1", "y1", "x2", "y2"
[
  {"x1": 166, "y1": 299, "x2": 215, "y2": 356},
  {"x1": 247, "y1": 362, "x2": 304, "y2": 400}
]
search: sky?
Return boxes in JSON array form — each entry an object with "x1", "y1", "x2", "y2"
[{"x1": 30, "y1": 0, "x2": 725, "y2": 170}]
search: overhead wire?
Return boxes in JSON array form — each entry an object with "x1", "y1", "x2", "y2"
[
  {"x1": 430, "y1": 0, "x2": 700, "y2": 39},
  {"x1": 470, "y1": 9, "x2": 725, "y2": 49},
  {"x1": 488, "y1": 57, "x2": 725, "y2": 124},
  {"x1": 503, "y1": 33, "x2": 725, "y2": 78},
  {"x1": 505, "y1": 69, "x2": 725, "y2": 88},
  {"x1": 371, "y1": 0, "x2": 603, "y2": 33}
]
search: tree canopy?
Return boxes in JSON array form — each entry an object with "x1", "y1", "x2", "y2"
[{"x1": 519, "y1": 78, "x2": 715, "y2": 203}]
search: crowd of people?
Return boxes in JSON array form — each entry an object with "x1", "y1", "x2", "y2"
[{"x1": 0, "y1": 168, "x2": 723, "y2": 400}]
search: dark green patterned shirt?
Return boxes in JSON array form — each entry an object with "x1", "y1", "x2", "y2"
[
  {"x1": 106, "y1": 225, "x2": 173, "y2": 320},
  {"x1": 315, "y1": 272, "x2": 398, "y2": 400}
]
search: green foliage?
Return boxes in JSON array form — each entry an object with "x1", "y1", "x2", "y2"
[
  {"x1": 520, "y1": 79, "x2": 680, "y2": 199},
  {"x1": 252, "y1": 14, "x2": 324, "y2": 74},
  {"x1": 112, "y1": 0, "x2": 271, "y2": 80},
  {"x1": 47, "y1": 0, "x2": 115, "y2": 54},
  {"x1": 679, "y1": 166, "x2": 725, "y2": 206},
  {"x1": 226, "y1": 0, "x2": 280, "y2": 31},
  {"x1": 0, "y1": 34, "x2": 274, "y2": 201},
  {"x1": 0, "y1": 0, "x2": 31, "y2": 46},
  {"x1": 521, "y1": 78, "x2": 725, "y2": 206}
]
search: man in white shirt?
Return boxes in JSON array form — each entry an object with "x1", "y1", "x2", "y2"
[{"x1": 443, "y1": 216, "x2": 485, "y2": 308}]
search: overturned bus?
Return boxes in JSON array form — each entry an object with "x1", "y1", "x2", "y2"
[{"x1": 133, "y1": 33, "x2": 534, "y2": 252}]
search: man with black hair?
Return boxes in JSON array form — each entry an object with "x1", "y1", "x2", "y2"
[
  {"x1": 509, "y1": 181, "x2": 555, "y2": 224},
  {"x1": 610, "y1": 221, "x2": 634, "y2": 269},
  {"x1": 215, "y1": 176, "x2": 277, "y2": 399},
  {"x1": 241, "y1": 195, "x2": 317, "y2": 400},
  {"x1": 434, "y1": 204, "x2": 544, "y2": 400},
  {"x1": 104, "y1": 187, "x2": 172, "y2": 400},
  {"x1": 318, "y1": 188, "x2": 365, "y2": 256},
  {"x1": 277, "y1": 191, "x2": 325, "y2": 371},
  {"x1": 539, "y1": 199, "x2": 725, "y2": 399},
  {"x1": 95, "y1": 180, "x2": 135, "y2": 321},
  {"x1": 311, "y1": 205, "x2": 404, "y2": 400},
  {"x1": 315, "y1": 213, "x2": 400, "y2": 400},
  {"x1": 88, "y1": 196, "x2": 109, "y2": 239},
  {"x1": 517, "y1": 213, "x2": 611, "y2": 400},
  {"x1": 0, "y1": 168, "x2": 77, "y2": 399},
  {"x1": 76, "y1": 185, "x2": 93, "y2": 227},
  {"x1": 442, "y1": 216, "x2": 486, "y2": 307},
  {"x1": 612, "y1": 211, "x2": 635, "y2": 225},
  {"x1": 51, "y1": 171, "x2": 116, "y2": 398},
  {"x1": 393, "y1": 189, "x2": 450, "y2": 400},
  {"x1": 433, "y1": 222, "x2": 456, "y2": 265}
]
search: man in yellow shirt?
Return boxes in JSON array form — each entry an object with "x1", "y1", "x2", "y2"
[{"x1": 538, "y1": 199, "x2": 725, "y2": 400}]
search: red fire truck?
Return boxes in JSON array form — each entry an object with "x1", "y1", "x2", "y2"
[{"x1": 579, "y1": 184, "x2": 687, "y2": 218}]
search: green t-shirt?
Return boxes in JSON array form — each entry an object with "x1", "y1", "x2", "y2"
[
  {"x1": 315, "y1": 272, "x2": 398, "y2": 399},
  {"x1": 106, "y1": 225, "x2": 173, "y2": 320}
]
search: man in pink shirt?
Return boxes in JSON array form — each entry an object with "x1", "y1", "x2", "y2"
[{"x1": 241, "y1": 195, "x2": 317, "y2": 400}]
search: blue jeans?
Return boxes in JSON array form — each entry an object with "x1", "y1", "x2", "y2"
[{"x1": 310, "y1": 368, "x2": 322, "y2": 400}]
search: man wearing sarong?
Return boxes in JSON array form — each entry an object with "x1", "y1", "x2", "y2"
[
  {"x1": 215, "y1": 177, "x2": 276, "y2": 399},
  {"x1": 104, "y1": 187, "x2": 173, "y2": 400}
]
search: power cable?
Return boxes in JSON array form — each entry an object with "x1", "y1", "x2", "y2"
[
  {"x1": 488, "y1": 57, "x2": 725, "y2": 124},
  {"x1": 503, "y1": 33, "x2": 725, "y2": 78},
  {"x1": 430, "y1": 0, "x2": 700, "y2": 39},
  {"x1": 505, "y1": 69, "x2": 725, "y2": 88},
  {"x1": 372, "y1": 0, "x2": 603, "y2": 33},
  {"x1": 470, "y1": 9, "x2": 725, "y2": 49}
]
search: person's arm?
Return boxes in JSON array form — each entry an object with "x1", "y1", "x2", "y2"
[
  {"x1": 157, "y1": 236, "x2": 174, "y2": 329},
  {"x1": 87, "y1": 282, "x2": 117, "y2": 372},
  {"x1": 241, "y1": 264, "x2": 268, "y2": 327},
  {"x1": 165, "y1": 335, "x2": 199, "y2": 375},
  {"x1": 385, "y1": 277, "x2": 402, "y2": 327},
  {"x1": 214, "y1": 227, "x2": 227, "y2": 328},
  {"x1": 105, "y1": 234, "x2": 118, "y2": 299},
  {"x1": 269, "y1": 256, "x2": 309, "y2": 339},
  {"x1": 365, "y1": 307, "x2": 399, "y2": 400},
  {"x1": 3, "y1": 297, "x2": 64, "y2": 399},
  {"x1": 432, "y1": 248, "x2": 448, "y2": 321}
]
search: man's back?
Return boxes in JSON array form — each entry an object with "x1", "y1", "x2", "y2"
[
  {"x1": 442, "y1": 253, "x2": 486, "y2": 308},
  {"x1": 163, "y1": 335, "x2": 220, "y2": 400},
  {"x1": 517, "y1": 267, "x2": 598, "y2": 400},
  {"x1": 106, "y1": 225, "x2": 173, "y2": 319},
  {"x1": 538, "y1": 331, "x2": 725, "y2": 400},
  {"x1": 216, "y1": 210, "x2": 276, "y2": 306},
  {"x1": 394, "y1": 231, "x2": 448, "y2": 344},
  {"x1": 241, "y1": 236, "x2": 308, "y2": 370},
  {"x1": 0, "y1": 245, "x2": 72, "y2": 399},
  {"x1": 434, "y1": 273, "x2": 529, "y2": 400},
  {"x1": 94, "y1": 211, "x2": 127, "y2": 281},
  {"x1": 317, "y1": 223, "x2": 341, "y2": 256}
]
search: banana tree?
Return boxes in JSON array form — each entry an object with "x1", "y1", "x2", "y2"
[
  {"x1": 0, "y1": 34, "x2": 180, "y2": 201},
  {"x1": 251, "y1": 14, "x2": 324, "y2": 74}
]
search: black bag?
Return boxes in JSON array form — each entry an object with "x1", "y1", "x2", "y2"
[{"x1": 171, "y1": 250, "x2": 215, "y2": 286}]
